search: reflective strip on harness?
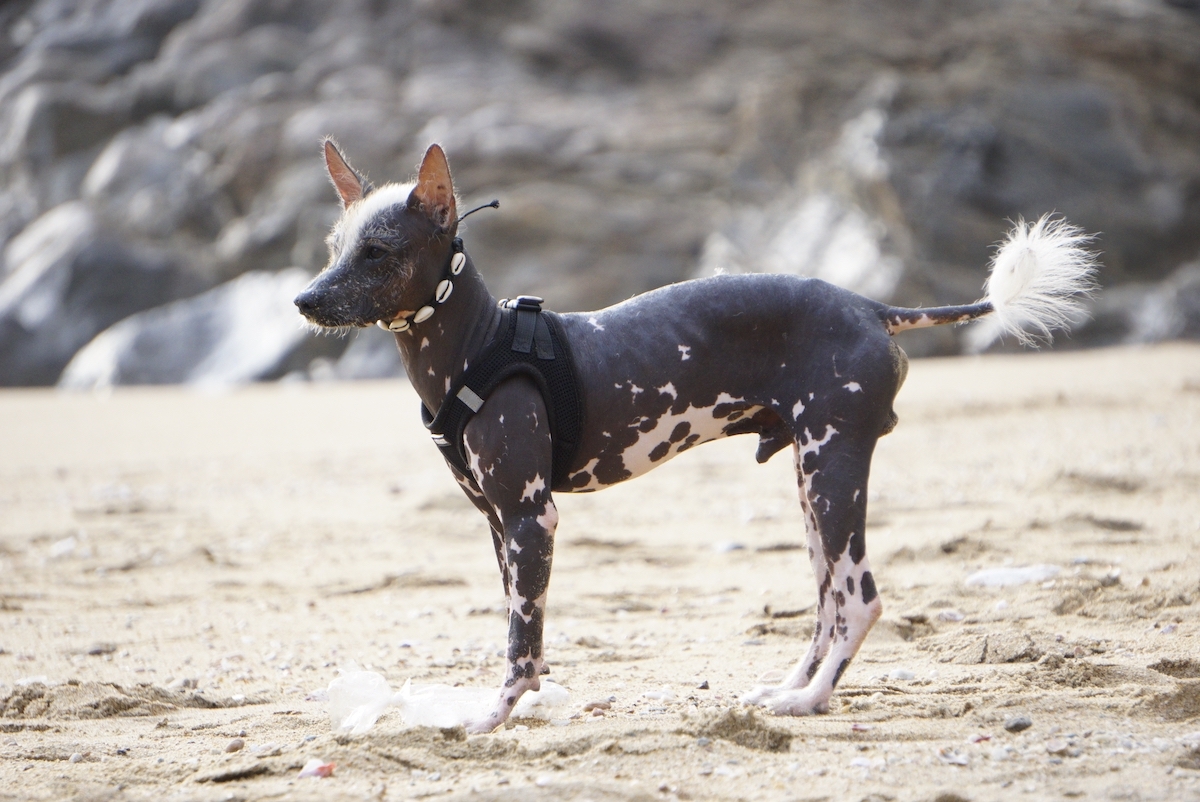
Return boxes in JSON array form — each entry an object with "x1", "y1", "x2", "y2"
[{"x1": 456, "y1": 385, "x2": 486, "y2": 412}]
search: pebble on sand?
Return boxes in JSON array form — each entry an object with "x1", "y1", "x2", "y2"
[
  {"x1": 1005, "y1": 715, "x2": 1033, "y2": 733},
  {"x1": 225, "y1": 738, "x2": 244, "y2": 753}
]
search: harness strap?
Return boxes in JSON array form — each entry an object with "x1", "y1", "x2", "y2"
[{"x1": 422, "y1": 296, "x2": 584, "y2": 492}]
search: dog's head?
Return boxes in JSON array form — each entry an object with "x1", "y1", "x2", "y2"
[{"x1": 294, "y1": 141, "x2": 458, "y2": 329}]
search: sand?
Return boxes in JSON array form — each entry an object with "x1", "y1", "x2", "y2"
[{"x1": 1, "y1": 342, "x2": 1199, "y2": 802}]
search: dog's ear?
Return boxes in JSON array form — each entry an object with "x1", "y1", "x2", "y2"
[
  {"x1": 324, "y1": 139, "x2": 367, "y2": 209},
  {"x1": 409, "y1": 144, "x2": 457, "y2": 231}
]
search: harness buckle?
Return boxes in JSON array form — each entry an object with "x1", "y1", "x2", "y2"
[{"x1": 511, "y1": 295, "x2": 544, "y2": 311}]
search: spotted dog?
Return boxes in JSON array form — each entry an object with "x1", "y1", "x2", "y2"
[{"x1": 295, "y1": 142, "x2": 1097, "y2": 733}]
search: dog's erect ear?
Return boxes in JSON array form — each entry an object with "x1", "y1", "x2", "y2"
[
  {"x1": 409, "y1": 144, "x2": 457, "y2": 231},
  {"x1": 324, "y1": 139, "x2": 366, "y2": 209}
]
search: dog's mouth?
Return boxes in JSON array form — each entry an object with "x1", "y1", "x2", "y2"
[{"x1": 293, "y1": 291, "x2": 376, "y2": 330}]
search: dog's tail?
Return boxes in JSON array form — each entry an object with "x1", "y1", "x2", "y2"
[{"x1": 882, "y1": 215, "x2": 1099, "y2": 350}]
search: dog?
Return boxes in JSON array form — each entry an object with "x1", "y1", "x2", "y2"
[{"x1": 295, "y1": 141, "x2": 1097, "y2": 733}]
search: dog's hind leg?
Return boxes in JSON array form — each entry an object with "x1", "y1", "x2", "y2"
[
  {"x1": 457, "y1": 376, "x2": 558, "y2": 734},
  {"x1": 743, "y1": 424, "x2": 883, "y2": 715},
  {"x1": 775, "y1": 444, "x2": 837, "y2": 690}
]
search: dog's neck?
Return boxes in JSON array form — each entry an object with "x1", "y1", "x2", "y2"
[{"x1": 393, "y1": 250, "x2": 501, "y2": 413}]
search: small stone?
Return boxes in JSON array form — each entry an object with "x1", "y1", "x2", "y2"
[
  {"x1": 225, "y1": 738, "x2": 244, "y2": 753},
  {"x1": 697, "y1": 680, "x2": 709, "y2": 689},
  {"x1": 1046, "y1": 738, "x2": 1069, "y2": 755},
  {"x1": 69, "y1": 753, "x2": 83, "y2": 764},
  {"x1": 1005, "y1": 715, "x2": 1033, "y2": 733}
]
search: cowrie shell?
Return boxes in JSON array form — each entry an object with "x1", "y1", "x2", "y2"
[
  {"x1": 376, "y1": 320, "x2": 389, "y2": 331},
  {"x1": 435, "y1": 279, "x2": 453, "y2": 303},
  {"x1": 387, "y1": 318, "x2": 411, "y2": 332},
  {"x1": 413, "y1": 306, "x2": 435, "y2": 324},
  {"x1": 450, "y1": 252, "x2": 465, "y2": 275}
]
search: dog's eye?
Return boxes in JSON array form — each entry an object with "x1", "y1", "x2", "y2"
[{"x1": 363, "y1": 245, "x2": 386, "y2": 261}]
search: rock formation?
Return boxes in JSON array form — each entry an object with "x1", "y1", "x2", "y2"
[{"x1": 0, "y1": 0, "x2": 1195, "y2": 385}]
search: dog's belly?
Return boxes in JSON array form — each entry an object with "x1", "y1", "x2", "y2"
[
  {"x1": 552, "y1": 273, "x2": 894, "y2": 493},
  {"x1": 564, "y1": 394, "x2": 765, "y2": 491}
]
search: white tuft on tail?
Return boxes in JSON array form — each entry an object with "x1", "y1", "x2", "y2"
[{"x1": 966, "y1": 215, "x2": 1099, "y2": 352}]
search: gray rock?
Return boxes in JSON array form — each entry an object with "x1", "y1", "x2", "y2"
[
  {"x1": 325, "y1": 328, "x2": 404, "y2": 381},
  {"x1": 1, "y1": 0, "x2": 1198, "y2": 384},
  {"x1": 0, "y1": 201, "x2": 202, "y2": 385},
  {"x1": 1004, "y1": 714, "x2": 1033, "y2": 733},
  {"x1": 1071, "y1": 259, "x2": 1200, "y2": 346},
  {"x1": 82, "y1": 116, "x2": 229, "y2": 240},
  {"x1": 58, "y1": 268, "x2": 341, "y2": 389}
]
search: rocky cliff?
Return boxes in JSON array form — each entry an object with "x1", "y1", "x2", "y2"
[{"x1": 1, "y1": 0, "x2": 1198, "y2": 386}]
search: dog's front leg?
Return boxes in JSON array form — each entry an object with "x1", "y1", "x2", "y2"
[
  {"x1": 457, "y1": 377, "x2": 557, "y2": 734},
  {"x1": 448, "y1": 464, "x2": 511, "y2": 601}
]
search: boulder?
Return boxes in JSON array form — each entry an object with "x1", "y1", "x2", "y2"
[
  {"x1": 81, "y1": 115, "x2": 229, "y2": 240},
  {"x1": 1071, "y1": 258, "x2": 1200, "y2": 347},
  {"x1": 59, "y1": 268, "x2": 344, "y2": 389},
  {"x1": 324, "y1": 328, "x2": 404, "y2": 381},
  {"x1": 0, "y1": 201, "x2": 202, "y2": 385},
  {"x1": 0, "y1": 0, "x2": 1198, "y2": 384}
]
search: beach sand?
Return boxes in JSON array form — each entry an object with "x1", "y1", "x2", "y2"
[{"x1": 2, "y1": 343, "x2": 1199, "y2": 801}]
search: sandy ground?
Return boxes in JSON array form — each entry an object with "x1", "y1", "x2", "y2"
[{"x1": 1, "y1": 343, "x2": 1199, "y2": 802}]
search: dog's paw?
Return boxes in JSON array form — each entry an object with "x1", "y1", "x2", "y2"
[
  {"x1": 739, "y1": 685, "x2": 778, "y2": 707},
  {"x1": 464, "y1": 714, "x2": 503, "y2": 735},
  {"x1": 741, "y1": 686, "x2": 829, "y2": 716}
]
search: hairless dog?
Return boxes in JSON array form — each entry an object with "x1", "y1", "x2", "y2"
[{"x1": 295, "y1": 142, "x2": 1097, "y2": 733}]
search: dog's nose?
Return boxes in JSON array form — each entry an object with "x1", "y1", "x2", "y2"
[{"x1": 294, "y1": 289, "x2": 320, "y2": 316}]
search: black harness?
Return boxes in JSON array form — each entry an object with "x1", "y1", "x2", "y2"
[{"x1": 421, "y1": 295, "x2": 585, "y2": 492}]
